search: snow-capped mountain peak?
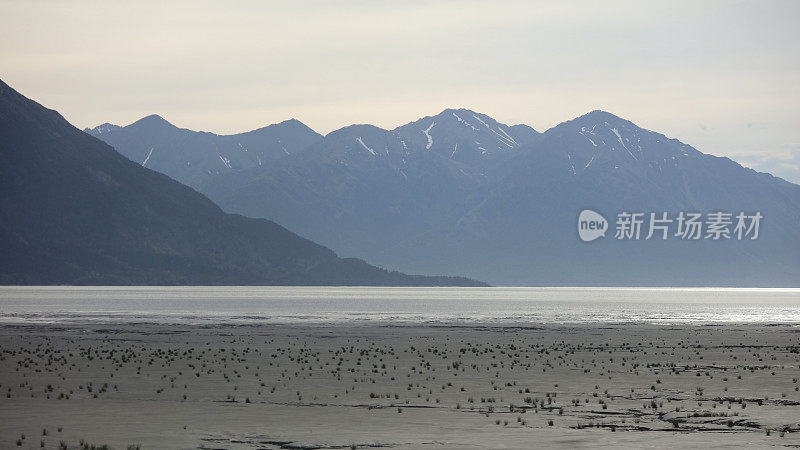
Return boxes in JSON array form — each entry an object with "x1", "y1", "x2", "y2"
[
  {"x1": 84, "y1": 122, "x2": 121, "y2": 135},
  {"x1": 393, "y1": 108, "x2": 540, "y2": 165}
]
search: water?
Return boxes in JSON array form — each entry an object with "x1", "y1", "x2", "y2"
[{"x1": 0, "y1": 286, "x2": 799, "y2": 326}]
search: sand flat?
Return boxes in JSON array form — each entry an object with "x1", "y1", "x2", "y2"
[{"x1": 1, "y1": 323, "x2": 799, "y2": 449}]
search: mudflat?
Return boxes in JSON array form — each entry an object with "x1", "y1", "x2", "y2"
[{"x1": 1, "y1": 323, "x2": 799, "y2": 449}]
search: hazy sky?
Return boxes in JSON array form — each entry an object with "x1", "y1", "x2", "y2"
[{"x1": 2, "y1": 0, "x2": 799, "y2": 182}]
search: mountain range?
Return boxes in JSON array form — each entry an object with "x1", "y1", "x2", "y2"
[
  {"x1": 87, "y1": 115, "x2": 322, "y2": 187},
  {"x1": 91, "y1": 106, "x2": 800, "y2": 288},
  {"x1": 87, "y1": 103, "x2": 800, "y2": 287},
  {"x1": 0, "y1": 79, "x2": 484, "y2": 286}
]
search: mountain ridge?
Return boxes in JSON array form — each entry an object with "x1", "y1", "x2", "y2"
[
  {"x1": 0, "y1": 79, "x2": 486, "y2": 286},
  {"x1": 85, "y1": 113, "x2": 323, "y2": 187},
  {"x1": 88, "y1": 105, "x2": 800, "y2": 286}
]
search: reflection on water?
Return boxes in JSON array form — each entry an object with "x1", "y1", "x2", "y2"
[{"x1": 0, "y1": 286, "x2": 799, "y2": 325}]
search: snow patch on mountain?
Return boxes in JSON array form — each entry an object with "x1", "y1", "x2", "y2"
[
  {"x1": 277, "y1": 138, "x2": 290, "y2": 155},
  {"x1": 423, "y1": 121, "x2": 435, "y2": 150},
  {"x1": 142, "y1": 148, "x2": 154, "y2": 167},
  {"x1": 471, "y1": 114, "x2": 515, "y2": 148},
  {"x1": 356, "y1": 137, "x2": 377, "y2": 156},
  {"x1": 497, "y1": 126, "x2": 519, "y2": 146},
  {"x1": 452, "y1": 112, "x2": 478, "y2": 131},
  {"x1": 610, "y1": 127, "x2": 638, "y2": 161}
]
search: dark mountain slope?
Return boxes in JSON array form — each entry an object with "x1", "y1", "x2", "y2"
[{"x1": 0, "y1": 79, "x2": 484, "y2": 286}]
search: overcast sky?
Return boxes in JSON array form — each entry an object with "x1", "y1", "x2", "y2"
[{"x1": 2, "y1": 0, "x2": 799, "y2": 182}]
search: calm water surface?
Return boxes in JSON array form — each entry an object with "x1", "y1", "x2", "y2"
[{"x1": 0, "y1": 286, "x2": 799, "y2": 325}]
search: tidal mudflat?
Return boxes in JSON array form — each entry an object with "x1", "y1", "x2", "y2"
[{"x1": 1, "y1": 323, "x2": 799, "y2": 449}]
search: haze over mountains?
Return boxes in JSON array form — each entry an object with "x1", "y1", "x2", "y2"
[
  {"x1": 89, "y1": 105, "x2": 800, "y2": 287},
  {"x1": 0, "y1": 79, "x2": 483, "y2": 286},
  {"x1": 87, "y1": 116, "x2": 321, "y2": 187}
]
